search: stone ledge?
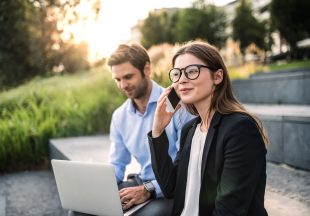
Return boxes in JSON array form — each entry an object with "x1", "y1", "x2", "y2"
[
  {"x1": 49, "y1": 135, "x2": 140, "y2": 177},
  {"x1": 245, "y1": 104, "x2": 310, "y2": 170},
  {"x1": 245, "y1": 104, "x2": 310, "y2": 120},
  {"x1": 50, "y1": 135, "x2": 110, "y2": 162},
  {"x1": 232, "y1": 69, "x2": 310, "y2": 104}
]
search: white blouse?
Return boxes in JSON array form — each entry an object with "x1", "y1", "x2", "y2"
[{"x1": 181, "y1": 123, "x2": 207, "y2": 216}]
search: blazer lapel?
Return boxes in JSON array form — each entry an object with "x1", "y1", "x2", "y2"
[{"x1": 201, "y1": 111, "x2": 222, "y2": 179}]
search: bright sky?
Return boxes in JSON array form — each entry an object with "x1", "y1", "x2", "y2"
[{"x1": 71, "y1": 0, "x2": 234, "y2": 61}]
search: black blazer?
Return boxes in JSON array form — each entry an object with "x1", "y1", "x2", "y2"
[{"x1": 148, "y1": 112, "x2": 268, "y2": 216}]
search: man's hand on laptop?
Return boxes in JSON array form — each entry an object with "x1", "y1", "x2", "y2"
[{"x1": 119, "y1": 185, "x2": 151, "y2": 210}]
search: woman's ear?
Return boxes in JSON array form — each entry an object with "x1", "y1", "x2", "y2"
[{"x1": 214, "y1": 69, "x2": 223, "y2": 85}]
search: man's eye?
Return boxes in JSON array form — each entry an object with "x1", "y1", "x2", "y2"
[{"x1": 124, "y1": 75, "x2": 133, "y2": 80}]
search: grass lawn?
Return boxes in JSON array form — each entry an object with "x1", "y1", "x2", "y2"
[{"x1": 228, "y1": 60, "x2": 310, "y2": 80}]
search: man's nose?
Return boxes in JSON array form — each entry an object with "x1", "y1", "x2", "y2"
[{"x1": 119, "y1": 80, "x2": 128, "y2": 90}]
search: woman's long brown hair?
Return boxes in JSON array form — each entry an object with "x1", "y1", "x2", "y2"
[{"x1": 172, "y1": 41, "x2": 269, "y2": 146}]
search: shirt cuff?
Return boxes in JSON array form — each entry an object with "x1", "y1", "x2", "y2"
[{"x1": 151, "y1": 180, "x2": 163, "y2": 198}]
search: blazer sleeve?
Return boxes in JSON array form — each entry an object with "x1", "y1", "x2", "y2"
[
  {"x1": 147, "y1": 120, "x2": 194, "y2": 198},
  {"x1": 148, "y1": 131, "x2": 178, "y2": 198},
  {"x1": 212, "y1": 116, "x2": 267, "y2": 216}
]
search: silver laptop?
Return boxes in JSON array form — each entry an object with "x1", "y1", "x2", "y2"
[{"x1": 51, "y1": 159, "x2": 151, "y2": 216}]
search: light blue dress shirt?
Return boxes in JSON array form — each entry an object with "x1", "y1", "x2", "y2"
[{"x1": 109, "y1": 81, "x2": 193, "y2": 197}]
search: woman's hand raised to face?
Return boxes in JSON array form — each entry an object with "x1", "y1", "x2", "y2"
[{"x1": 152, "y1": 86, "x2": 181, "y2": 138}]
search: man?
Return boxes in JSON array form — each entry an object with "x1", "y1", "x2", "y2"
[{"x1": 107, "y1": 43, "x2": 192, "y2": 214}]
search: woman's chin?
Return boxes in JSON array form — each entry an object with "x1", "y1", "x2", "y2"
[{"x1": 180, "y1": 97, "x2": 195, "y2": 104}]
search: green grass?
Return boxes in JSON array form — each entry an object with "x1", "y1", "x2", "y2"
[
  {"x1": 0, "y1": 67, "x2": 125, "y2": 172},
  {"x1": 228, "y1": 60, "x2": 310, "y2": 80},
  {"x1": 267, "y1": 60, "x2": 310, "y2": 72}
]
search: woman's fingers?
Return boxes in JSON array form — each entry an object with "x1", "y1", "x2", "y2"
[{"x1": 157, "y1": 86, "x2": 172, "y2": 103}]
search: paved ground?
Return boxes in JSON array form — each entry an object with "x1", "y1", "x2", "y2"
[
  {"x1": 0, "y1": 162, "x2": 309, "y2": 216},
  {"x1": 0, "y1": 171, "x2": 66, "y2": 216}
]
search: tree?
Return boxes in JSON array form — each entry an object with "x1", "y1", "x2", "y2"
[
  {"x1": 0, "y1": 0, "x2": 42, "y2": 88},
  {"x1": 172, "y1": 5, "x2": 227, "y2": 48},
  {"x1": 0, "y1": 0, "x2": 100, "y2": 89},
  {"x1": 140, "y1": 10, "x2": 175, "y2": 49},
  {"x1": 172, "y1": 8, "x2": 208, "y2": 43},
  {"x1": 232, "y1": 0, "x2": 266, "y2": 56},
  {"x1": 270, "y1": 0, "x2": 310, "y2": 57},
  {"x1": 140, "y1": 4, "x2": 227, "y2": 49},
  {"x1": 203, "y1": 5, "x2": 227, "y2": 48}
]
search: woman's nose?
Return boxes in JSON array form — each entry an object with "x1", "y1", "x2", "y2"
[{"x1": 178, "y1": 70, "x2": 188, "y2": 83}]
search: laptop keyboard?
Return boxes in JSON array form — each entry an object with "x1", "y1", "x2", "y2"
[
  {"x1": 122, "y1": 199, "x2": 152, "y2": 215},
  {"x1": 122, "y1": 202, "x2": 130, "y2": 213}
]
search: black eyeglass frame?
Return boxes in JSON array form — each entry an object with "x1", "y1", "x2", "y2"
[{"x1": 169, "y1": 64, "x2": 217, "y2": 83}]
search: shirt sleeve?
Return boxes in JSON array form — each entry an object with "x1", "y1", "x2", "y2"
[
  {"x1": 151, "y1": 180, "x2": 163, "y2": 198},
  {"x1": 109, "y1": 112, "x2": 131, "y2": 183}
]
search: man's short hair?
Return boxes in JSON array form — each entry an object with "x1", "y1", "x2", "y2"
[{"x1": 107, "y1": 43, "x2": 150, "y2": 76}]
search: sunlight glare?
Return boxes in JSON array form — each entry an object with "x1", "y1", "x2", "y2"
[{"x1": 68, "y1": 0, "x2": 233, "y2": 62}]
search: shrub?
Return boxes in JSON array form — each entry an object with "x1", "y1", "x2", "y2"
[{"x1": 0, "y1": 67, "x2": 125, "y2": 172}]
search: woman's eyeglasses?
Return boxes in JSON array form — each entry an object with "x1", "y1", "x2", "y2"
[{"x1": 169, "y1": 64, "x2": 217, "y2": 83}]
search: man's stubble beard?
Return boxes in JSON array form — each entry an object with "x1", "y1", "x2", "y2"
[{"x1": 131, "y1": 77, "x2": 149, "y2": 99}]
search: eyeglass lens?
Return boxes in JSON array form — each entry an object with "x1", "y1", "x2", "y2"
[{"x1": 169, "y1": 65, "x2": 201, "y2": 82}]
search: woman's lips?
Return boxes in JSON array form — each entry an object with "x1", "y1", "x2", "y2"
[{"x1": 179, "y1": 88, "x2": 193, "y2": 94}]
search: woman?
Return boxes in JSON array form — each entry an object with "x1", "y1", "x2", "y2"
[{"x1": 148, "y1": 41, "x2": 268, "y2": 216}]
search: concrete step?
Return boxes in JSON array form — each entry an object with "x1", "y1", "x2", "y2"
[
  {"x1": 245, "y1": 104, "x2": 310, "y2": 120},
  {"x1": 232, "y1": 68, "x2": 310, "y2": 104},
  {"x1": 49, "y1": 135, "x2": 140, "y2": 177},
  {"x1": 0, "y1": 195, "x2": 5, "y2": 216},
  {"x1": 245, "y1": 104, "x2": 310, "y2": 170}
]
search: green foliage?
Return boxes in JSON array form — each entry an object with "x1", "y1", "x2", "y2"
[
  {"x1": 141, "y1": 11, "x2": 174, "y2": 49},
  {"x1": 0, "y1": 0, "x2": 43, "y2": 88},
  {"x1": 232, "y1": 0, "x2": 267, "y2": 54},
  {"x1": 174, "y1": 6, "x2": 227, "y2": 48},
  {"x1": 0, "y1": 67, "x2": 125, "y2": 172},
  {"x1": 140, "y1": 5, "x2": 227, "y2": 49},
  {"x1": 173, "y1": 8, "x2": 207, "y2": 42},
  {"x1": 0, "y1": 0, "x2": 98, "y2": 89},
  {"x1": 203, "y1": 5, "x2": 228, "y2": 49},
  {"x1": 270, "y1": 0, "x2": 310, "y2": 53}
]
